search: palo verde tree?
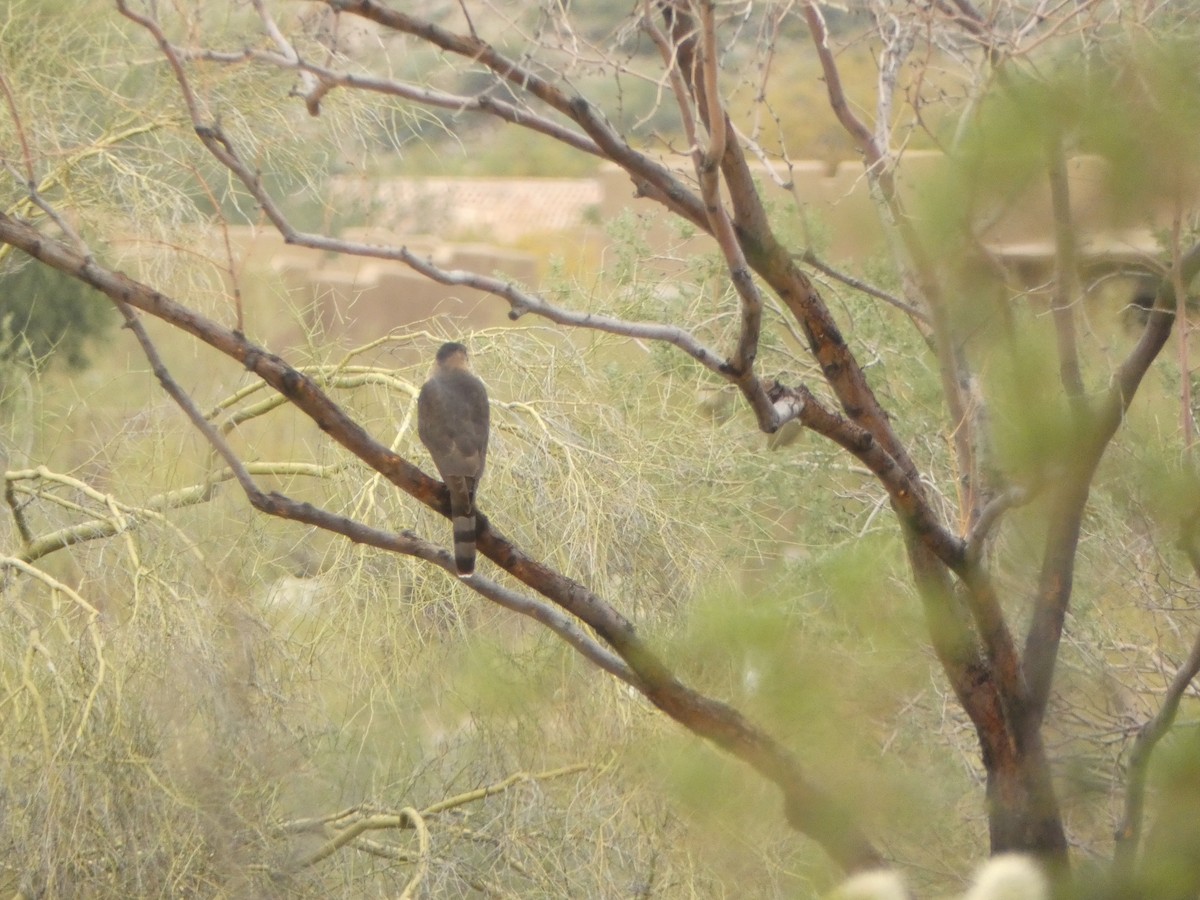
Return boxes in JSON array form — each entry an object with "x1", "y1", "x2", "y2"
[{"x1": 3, "y1": 0, "x2": 1200, "y2": 895}]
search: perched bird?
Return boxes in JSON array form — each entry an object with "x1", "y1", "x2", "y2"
[{"x1": 417, "y1": 342, "x2": 490, "y2": 577}]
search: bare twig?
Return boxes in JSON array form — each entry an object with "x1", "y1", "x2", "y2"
[
  {"x1": 802, "y1": 2, "x2": 880, "y2": 167},
  {"x1": 4, "y1": 475, "x2": 34, "y2": 545},
  {"x1": 0, "y1": 69, "x2": 36, "y2": 184},
  {"x1": 181, "y1": 45, "x2": 602, "y2": 153},
  {"x1": 281, "y1": 763, "x2": 589, "y2": 875},
  {"x1": 0, "y1": 556, "x2": 106, "y2": 743},
  {"x1": 1114, "y1": 541, "x2": 1200, "y2": 878},
  {"x1": 799, "y1": 250, "x2": 931, "y2": 326},
  {"x1": 248, "y1": 0, "x2": 321, "y2": 106}
]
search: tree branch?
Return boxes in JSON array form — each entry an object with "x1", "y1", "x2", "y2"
[
  {"x1": 802, "y1": 0, "x2": 980, "y2": 523},
  {"x1": 652, "y1": 1, "x2": 772, "y2": 421},
  {"x1": 4, "y1": 468, "x2": 218, "y2": 564},
  {"x1": 117, "y1": 1, "x2": 737, "y2": 378},
  {"x1": 315, "y1": 0, "x2": 711, "y2": 231},
  {"x1": 1113, "y1": 624, "x2": 1200, "y2": 876},
  {"x1": 778, "y1": 381, "x2": 965, "y2": 567},
  {"x1": 1023, "y1": 243, "x2": 1200, "y2": 731},
  {"x1": 279, "y1": 763, "x2": 589, "y2": 874},
  {"x1": 1045, "y1": 135, "x2": 1084, "y2": 401},
  {"x1": 116, "y1": 296, "x2": 643, "y2": 688},
  {"x1": 181, "y1": 45, "x2": 602, "y2": 154},
  {"x1": 1113, "y1": 513, "x2": 1200, "y2": 873},
  {"x1": 799, "y1": 250, "x2": 932, "y2": 326}
]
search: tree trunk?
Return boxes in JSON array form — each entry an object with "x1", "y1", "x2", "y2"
[{"x1": 985, "y1": 747, "x2": 1068, "y2": 862}]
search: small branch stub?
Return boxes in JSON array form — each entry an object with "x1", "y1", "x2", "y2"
[{"x1": 767, "y1": 380, "x2": 807, "y2": 433}]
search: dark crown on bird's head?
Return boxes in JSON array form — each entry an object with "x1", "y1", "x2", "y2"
[{"x1": 436, "y1": 342, "x2": 470, "y2": 366}]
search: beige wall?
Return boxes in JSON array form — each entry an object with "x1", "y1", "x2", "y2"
[
  {"x1": 217, "y1": 154, "x2": 1180, "y2": 348},
  {"x1": 222, "y1": 226, "x2": 534, "y2": 351}
]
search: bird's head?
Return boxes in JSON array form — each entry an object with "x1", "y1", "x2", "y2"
[{"x1": 435, "y1": 341, "x2": 471, "y2": 371}]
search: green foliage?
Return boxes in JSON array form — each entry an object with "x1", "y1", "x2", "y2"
[
  {"x1": 919, "y1": 39, "x2": 1200, "y2": 251},
  {"x1": 0, "y1": 261, "x2": 113, "y2": 369},
  {"x1": 978, "y1": 324, "x2": 1076, "y2": 481},
  {"x1": 1081, "y1": 39, "x2": 1200, "y2": 210},
  {"x1": 1137, "y1": 727, "x2": 1200, "y2": 899}
]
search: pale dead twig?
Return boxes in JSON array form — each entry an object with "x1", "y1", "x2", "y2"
[{"x1": 278, "y1": 762, "x2": 590, "y2": 874}]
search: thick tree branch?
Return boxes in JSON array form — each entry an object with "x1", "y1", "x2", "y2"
[
  {"x1": 802, "y1": 0, "x2": 979, "y2": 523},
  {"x1": 781, "y1": 7, "x2": 1055, "y2": 829},
  {"x1": 778, "y1": 382, "x2": 964, "y2": 566},
  {"x1": 655, "y1": 3, "x2": 934, "y2": 507},
  {"x1": 111, "y1": 286, "x2": 641, "y2": 687},
  {"x1": 660, "y1": 11, "x2": 1016, "y2": 782},
  {"x1": 793, "y1": 370, "x2": 1032, "y2": 809}
]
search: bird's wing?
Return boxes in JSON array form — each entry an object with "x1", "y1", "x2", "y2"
[
  {"x1": 453, "y1": 375, "x2": 489, "y2": 472},
  {"x1": 418, "y1": 374, "x2": 489, "y2": 477}
]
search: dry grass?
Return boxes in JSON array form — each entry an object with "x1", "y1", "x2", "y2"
[{"x1": 1, "y1": 300, "x2": 839, "y2": 896}]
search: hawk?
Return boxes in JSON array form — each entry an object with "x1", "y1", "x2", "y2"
[{"x1": 417, "y1": 342, "x2": 490, "y2": 577}]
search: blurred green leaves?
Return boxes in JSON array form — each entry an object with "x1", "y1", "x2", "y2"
[
  {"x1": 918, "y1": 38, "x2": 1200, "y2": 254},
  {"x1": 1082, "y1": 39, "x2": 1200, "y2": 211},
  {"x1": 979, "y1": 325, "x2": 1076, "y2": 481},
  {"x1": 0, "y1": 260, "x2": 113, "y2": 370}
]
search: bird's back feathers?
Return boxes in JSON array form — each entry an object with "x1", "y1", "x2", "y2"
[
  {"x1": 417, "y1": 347, "x2": 490, "y2": 577},
  {"x1": 417, "y1": 369, "x2": 489, "y2": 478}
]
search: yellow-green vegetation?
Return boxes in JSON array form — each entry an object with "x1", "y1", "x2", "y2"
[
  {"x1": 0, "y1": 320, "x2": 713, "y2": 895},
  {"x1": 0, "y1": 295, "x2": 925, "y2": 895},
  {"x1": 9, "y1": 218, "x2": 1195, "y2": 895},
  {"x1": 5, "y1": 0, "x2": 1200, "y2": 897}
]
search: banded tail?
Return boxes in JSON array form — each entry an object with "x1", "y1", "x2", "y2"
[{"x1": 446, "y1": 475, "x2": 477, "y2": 577}]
